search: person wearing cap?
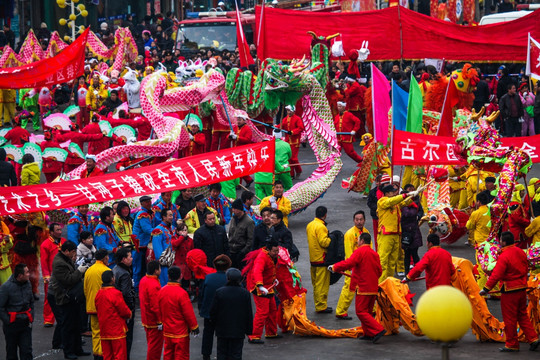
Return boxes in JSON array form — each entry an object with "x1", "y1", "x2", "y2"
[
  {"x1": 152, "y1": 192, "x2": 180, "y2": 227},
  {"x1": 344, "y1": 75, "x2": 366, "y2": 136},
  {"x1": 151, "y1": 209, "x2": 176, "y2": 286},
  {"x1": 185, "y1": 114, "x2": 206, "y2": 157},
  {"x1": 210, "y1": 267, "x2": 253, "y2": 359},
  {"x1": 377, "y1": 183, "x2": 416, "y2": 281},
  {"x1": 334, "y1": 101, "x2": 363, "y2": 163},
  {"x1": 199, "y1": 255, "x2": 231, "y2": 360},
  {"x1": 81, "y1": 154, "x2": 105, "y2": 178},
  {"x1": 83, "y1": 249, "x2": 110, "y2": 359},
  {"x1": 230, "y1": 110, "x2": 254, "y2": 187},
  {"x1": 95, "y1": 270, "x2": 132, "y2": 360},
  {"x1": 67, "y1": 204, "x2": 97, "y2": 245},
  {"x1": 185, "y1": 194, "x2": 220, "y2": 234},
  {"x1": 247, "y1": 240, "x2": 280, "y2": 344},
  {"x1": 133, "y1": 195, "x2": 155, "y2": 289},
  {"x1": 138, "y1": 260, "x2": 163, "y2": 360},
  {"x1": 279, "y1": 105, "x2": 304, "y2": 179},
  {"x1": 259, "y1": 180, "x2": 292, "y2": 227},
  {"x1": 228, "y1": 199, "x2": 255, "y2": 270},
  {"x1": 158, "y1": 266, "x2": 199, "y2": 360},
  {"x1": 367, "y1": 174, "x2": 391, "y2": 250}
]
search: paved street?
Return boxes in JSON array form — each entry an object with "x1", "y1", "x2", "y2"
[{"x1": 2, "y1": 142, "x2": 540, "y2": 360}]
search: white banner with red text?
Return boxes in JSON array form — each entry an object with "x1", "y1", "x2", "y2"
[
  {"x1": 392, "y1": 130, "x2": 540, "y2": 166},
  {"x1": 0, "y1": 141, "x2": 275, "y2": 216}
]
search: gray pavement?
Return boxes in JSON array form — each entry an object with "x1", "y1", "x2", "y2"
[{"x1": 2, "y1": 142, "x2": 540, "y2": 359}]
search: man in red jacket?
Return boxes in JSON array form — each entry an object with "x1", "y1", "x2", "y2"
[
  {"x1": 334, "y1": 101, "x2": 363, "y2": 163},
  {"x1": 139, "y1": 260, "x2": 163, "y2": 360},
  {"x1": 95, "y1": 270, "x2": 132, "y2": 360},
  {"x1": 403, "y1": 234, "x2": 456, "y2": 289},
  {"x1": 480, "y1": 232, "x2": 539, "y2": 352},
  {"x1": 247, "y1": 240, "x2": 280, "y2": 344},
  {"x1": 4, "y1": 114, "x2": 30, "y2": 146},
  {"x1": 329, "y1": 233, "x2": 386, "y2": 343},
  {"x1": 81, "y1": 154, "x2": 104, "y2": 178},
  {"x1": 230, "y1": 111, "x2": 253, "y2": 185},
  {"x1": 344, "y1": 76, "x2": 366, "y2": 136},
  {"x1": 40, "y1": 223, "x2": 66, "y2": 328},
  {"x1": 280, "y1": 105, "x2": 304, "y2": 179},
  {"x1": 158, "y1": 266, "x2": 199, "y2": 360}
]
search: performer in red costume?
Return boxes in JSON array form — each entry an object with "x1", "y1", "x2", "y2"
[
  {"x1": 139, "y1": 260, "x2": 163, "y2": 360},
  {"x1": 279, "y1": 105, "x2": 304, "y2": 179},
  {"x1": 344, "y1": 76, "x2": 366, "y2": 136},
  {"x1": 80, "y1": 154, "x2": 104, "y2": 178},
  {"x1": 40, "y1": 223, "x2": 66, "y2": 327},
  {"x1": 480, "y1": 232, "x2": 540, "y2": 352},
  {"x1": 158, "y1": 266, "x2": 199, "y2": 360},
  {"x1": 334, "y1": 101, "x2": 363, "y2": 163},
  {"x1": 40, "y1": 130, "x2": 63, "y2": 183},
  {"x1": 95, "y1": 270, "x2": 132, "y2": 360},
  {"x1": 403, "y1": 234, "x2": 455, "y2": 289},
  {"x1": 230, "y1": 111, "x2": 254, "y2": 185},
  {"x1": 184, "y1": 115, "x2": 206, "y2": 157},
  {"x1": 246, "y1": 240, "x2": 280, "y2": 344},
  {"x1": 329, "y1": 233, "x2": 386, "y2": 343}
]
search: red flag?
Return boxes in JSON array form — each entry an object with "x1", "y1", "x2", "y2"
[
  {"x1": 0, "y1": 28, "x2": 89, "y2": 89},
  {"x1": 235, "y1": 1, "x2": 254, "y2": 68},
  {"x1": 526, "y1": 33, "x2": 540, "y2": 80},
  {"x1": 256, "y1": 3, "x2": 265, "y2": 60},
  {"x1": 437, "y1": 79, "x2": 459, "y2": 137}
]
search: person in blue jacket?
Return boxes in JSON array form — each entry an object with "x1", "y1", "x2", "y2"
[
  {"x1": 150, "y1": 208, "x2": 175, "y2": 286},
  {"x1": 66, "y1": 204, "x2": 96, "y2": 244},
  {"x1": 132, "y1": 195, "x2": 154, "y2": 289},
  {"x1": 94, "y1": 206, "x2": 121, "y2": 265}
]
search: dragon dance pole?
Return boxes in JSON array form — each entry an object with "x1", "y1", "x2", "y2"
[{"x1": 219, "y1": 94, "x2": 234, "y2": 132}]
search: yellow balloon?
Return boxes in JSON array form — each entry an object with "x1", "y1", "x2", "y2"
[
  {"x1": 59, "y1": 18, "x2": 67, "y2": 26},
  {"x1": 64, "y1": 36, "x2": 71, "y2": 42},
  {"x1": 77, "y1": 4, "x2": 85, "y2": 11},
  {"x1": 69, "y1": 14, "x2": 77, "y2": 21},
  {"x1": 79, "y1": 25, "x2": 85, "y2": 30},
  {"x1": 415, "y1": 286, "x2": 472, "y2": 342},
  {"x1": 73, "y1": 0, "x2": 80, "y2": 3},
  {"x1": 81, "y1": 10, "x2": 88, "y2": 17},
  {"x1": 56, "y1": 0, "x2": 65, "y2": 6},
  {"x1": 68, "y1": 21, "x2": 74, "y2": 28}
]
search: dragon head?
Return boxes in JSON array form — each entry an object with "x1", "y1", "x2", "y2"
[
  {"x1": 263, "y1": 57, "x2": 312, "y2": 110},
  {"x1": 451, "y1": 63, "x2": 479, "y2": 94}
]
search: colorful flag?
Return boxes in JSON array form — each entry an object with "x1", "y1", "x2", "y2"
[
  {"x1": 526, "y1": 33, "x2": 540, "y2": 80},
  {"x1": 371, "y1": 63, "x2": 392, "y2": 146},
  {"x1": 437, "y1": 79, "x2": 459, "y2": 137},
  {"x1": 407, "y1": 75, "x2": 423, "y2": 134},
  {"x1": 235, "y1": 0, "x2": 254, "y2": 68},
  {"x1": 392, "y1": 80, "x2": 408, "y2": 132}
]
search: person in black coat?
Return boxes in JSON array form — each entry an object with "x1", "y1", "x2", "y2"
[
  {"x1": 269, "y1": 210, "x2": 299, "y2": 261},
  {"x1": 400, "y1": 185, "x2": 424, "y2": 275},
  {"x1": 0, "y1": 148, "x2": 17, "y2": 187},
  {"x1": 252, "y1": 207, "x2": 273, "y2": 250},
  {"x1": 199, "y1": 255, "x2": 231, "y2": 360},
  {"x1": 194, "y1": 212, "x2": 230, "y2": 267},
  {"x1": 472, "y1": 70, "x2": 490, "y2": 112},
  {"x1": 210, "y1": 268, "x2": 253, "y2": 360}
]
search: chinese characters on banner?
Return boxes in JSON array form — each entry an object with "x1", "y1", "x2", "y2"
[
  {"x1": 0, "y1": 28, "x2": 89, "y2": 89},
  {"x1": 392, "y1": 130, "x2": 540, "y2": 166},
  {"x1": 0, "y1": 141, "x2": 275, "y2": 216}
]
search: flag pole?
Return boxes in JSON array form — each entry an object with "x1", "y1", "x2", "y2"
[{"x1": 390, "y1": 80, "x2": 395, "y2": 179}]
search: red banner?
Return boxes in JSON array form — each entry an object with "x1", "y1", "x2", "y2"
[
  {"x1": 0, "y1": 28, "x2": 89, "y2": 89},
  {"x1": 256, "y1": 6, "x2": 540, "y2": 62},
  {"x1": 0, "y1": 141, "x2": 275, "y2": 216},
  {"x1": 393, "y1": 130, "x2": 540, "y2": 166}
]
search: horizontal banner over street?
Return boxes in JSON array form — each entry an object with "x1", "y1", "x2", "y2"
[
  {"x1": 392, "y1": 130, "x2": 540, "y2": 166},
  {"x1": 0, "y1": 141, "x2": 275, "y2": 216}
]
